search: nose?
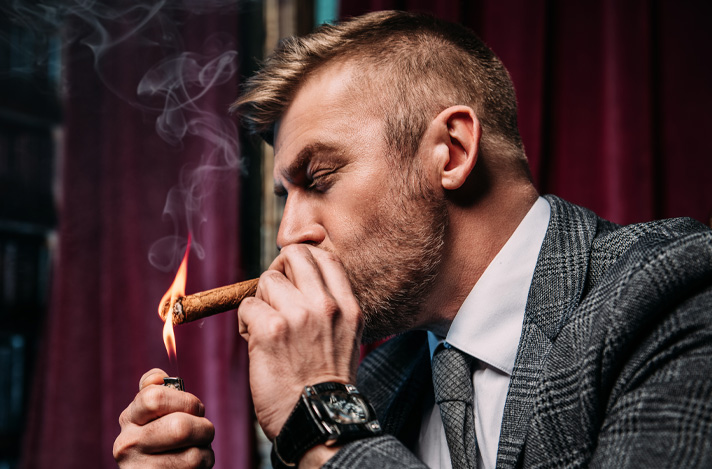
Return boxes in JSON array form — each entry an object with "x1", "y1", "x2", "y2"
[{"x1": 276, "y1": 194, "x2": 326, "y2": 249}]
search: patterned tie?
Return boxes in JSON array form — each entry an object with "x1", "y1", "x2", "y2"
[{"x1": 431, "y1": 344, "x2": 478, "y2": 469}]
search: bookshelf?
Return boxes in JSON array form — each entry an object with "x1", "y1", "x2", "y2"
[{"x1": 0, "y1": 16, "x2": 60, "y2": 468}]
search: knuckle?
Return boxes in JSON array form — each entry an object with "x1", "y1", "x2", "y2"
[
  {"x1": 259, "y1": 270, "x2": 283, "y2": 288},
  {"x1": 202, "y1": 447, "x2": 216, "y2": 468},
  {"x1": 289, "y1": 307, "x2": 309, "y2": 328},
  {"x1": 184, "y1": 447, "x2": 202, "y2": 467},
  {"x1": 118, "y1": 407, "x2": 130, "y2": 427},
  {"x1": 203, "y1": 448, "x2": 216, "y2": 468},
  {"x1": 185, "y1": 446, "x2": 215, "y2": 468},
  {"x1": 239, "y1": 296, "x2": 259, "y2": 309},
  {"x1": 260, "y1": 269, "x2": 278, "y2": 281},
  {"x1": 138, "y1": 386, "x2": 165, "y2": 414},
  {"x1": 202, "y1": 418, "x2": 216, "y2": 441},
  {"x1": 112, "y1": 436, "x2": 124, "y2": 461},
  {"x1": 192, "y1": 398, "x2": 206, "y2": 418},
  {"x1": 112, "y1": 432, "x2": 135, "y2": 462},
  {"x1": 263, "y1": 315, "x2": 289, "y2": 340},
  {"x1": 316, "y1": 294, "x2": 339, "y2": 318},
  {"x1": 139, "y1": 368, "x2": 166, "y2": 390},
  {"x1": 167, "y1": 414, "x2": 192, "y2": 442}
]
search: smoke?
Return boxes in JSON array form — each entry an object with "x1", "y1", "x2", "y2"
[
  {"x1": 1, "y1": 0, "x2": 247, "y2": 272},
  {"x1": 138, "y1": 34, "x2": 242, "y2": 271}
]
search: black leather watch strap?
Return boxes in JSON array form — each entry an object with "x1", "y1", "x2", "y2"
[
  {"x1": 272, "y1": 394, "x2": 327, "y2": 467},
  {"x1": 271, "y1": 383, "x2": 381, "y2": 468}
]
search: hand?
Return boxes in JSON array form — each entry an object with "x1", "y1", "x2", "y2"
[
  {"x1": 237, "y1": 244, "x2": 364, "y2": 440},
  {"x1": 113, "y1": 368, "x2": 215, "y2": 468}
]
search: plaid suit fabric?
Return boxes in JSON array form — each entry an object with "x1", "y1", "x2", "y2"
[{"x1": 323, "y1": 196, "x2": 712, "y2": 469}]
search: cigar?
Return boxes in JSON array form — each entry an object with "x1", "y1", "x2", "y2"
[{"x1": 160, "y1": 278, "x2": 259, "y2": 325}]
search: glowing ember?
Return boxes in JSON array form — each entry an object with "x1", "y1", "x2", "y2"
[{"x1": 158, "y1": 235, "x2": 191, "y2": 362}]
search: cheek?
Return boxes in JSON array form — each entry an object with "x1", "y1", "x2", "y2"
[
  {"x1": 321, "y1": 166, "x2": 399, "y2": 250},
  {"x1": 326, "y1": 208, "x2": 367, "y2": 247},
  {"x1": 321, "y1": 196, "x2": 386, "y2": 253}
]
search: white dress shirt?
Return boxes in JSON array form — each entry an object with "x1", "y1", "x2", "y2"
[{"x1": 415, "y1": 197, "x2": 550, "y2": 469}]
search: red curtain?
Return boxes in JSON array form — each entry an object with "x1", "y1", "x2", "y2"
[
  {"x1": 20, "y1": 2, "x2": 712, "y2": 468},
  {"x1": 340, "y1": 0, "x2": 712, "y2": 225},
  {"x1": 21, "y1": 9, "x2": 254, "y2": 469}
]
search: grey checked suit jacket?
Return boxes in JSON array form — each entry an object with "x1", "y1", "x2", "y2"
[{"x1": 323, "y1": 195, "x2": 712, "y2": 468}]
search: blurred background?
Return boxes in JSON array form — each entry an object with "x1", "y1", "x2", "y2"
[{"x1": 0, "y1": 0, "x2": 710, "y2": 467}]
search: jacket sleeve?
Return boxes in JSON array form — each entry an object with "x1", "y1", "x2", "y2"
[
  {"x1": 323, "y1": 435, "x2": 429, "y2": 468},
  {"x1": 588, "y1": 285, "x2": 712, "y2": 468}
]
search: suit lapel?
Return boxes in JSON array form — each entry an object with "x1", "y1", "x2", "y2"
[{"x1": 495, "y1": 195, "x2": 600, "y2": 468}]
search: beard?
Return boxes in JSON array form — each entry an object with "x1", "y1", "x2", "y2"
[{"x1": 339, "y1": 175, "x2": 448, "y2": 343}]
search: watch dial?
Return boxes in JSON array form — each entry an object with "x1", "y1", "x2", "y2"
[{"x1": 322, "y1": 391, "x2": 370, "y2": 424}]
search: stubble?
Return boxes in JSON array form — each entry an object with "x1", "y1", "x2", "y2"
[{"x1": 341, "y1": 173, "x2": 448, "y2": 343}]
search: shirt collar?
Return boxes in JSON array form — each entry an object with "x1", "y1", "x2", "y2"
[{"x1": 428, "y1": 197, "x2": 551, "y2": 375}]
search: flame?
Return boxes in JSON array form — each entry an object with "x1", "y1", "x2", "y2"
[{"x1": 158, "y1": 235, "x2": 191, "y2": 362}]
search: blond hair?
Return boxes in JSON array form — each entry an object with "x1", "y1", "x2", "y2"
[{"x1": 232, "y1": 10, "x2": 528, "y2": 173}]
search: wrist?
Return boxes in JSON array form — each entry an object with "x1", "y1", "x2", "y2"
[
  {"x1": 271, "y1": 382, "x2": 381, "y2": 468},
  {"x1": 298, "y1": 444, "x2": 339, "y2": 469}
]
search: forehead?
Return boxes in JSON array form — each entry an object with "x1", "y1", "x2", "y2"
[{"x1": 273, "y1": 63, "x2": 386, "y2": 176}]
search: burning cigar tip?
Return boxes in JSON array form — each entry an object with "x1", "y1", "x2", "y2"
[{"x1": 160, "y1": 278, "x2": 260, "y2": 325}]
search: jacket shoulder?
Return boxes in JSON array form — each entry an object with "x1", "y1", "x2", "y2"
[{"x1": 586, "y1": 216, "x2": 712, "y2": 293}]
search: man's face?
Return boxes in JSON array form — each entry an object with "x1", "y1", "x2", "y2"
[{"x1": 273, "y1": 63, "x2": 447, "y2": 342}]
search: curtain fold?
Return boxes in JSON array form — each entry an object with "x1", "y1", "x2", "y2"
[
  {"x1": 340, "y1": 0, "x2": 712, "y2": 225},
  {"x1": 21, "y1": 9, "x2": 253, "y2": 469}
]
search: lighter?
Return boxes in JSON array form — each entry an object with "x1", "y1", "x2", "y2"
[{"x1": 163, "y1": 377, "x2": 185, "y2": 391}]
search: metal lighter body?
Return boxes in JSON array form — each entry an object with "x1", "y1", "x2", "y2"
[{"x1": 163, "y1": 377, "x2": 185, "y2": 391}]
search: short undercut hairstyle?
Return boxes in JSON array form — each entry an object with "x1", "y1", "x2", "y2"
[{"x1": 232, "y1": 10, "x2": 528, "y2": 173}]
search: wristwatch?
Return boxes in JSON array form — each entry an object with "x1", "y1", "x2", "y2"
[{"x1": 271, "y1": 382, "x2": 382, "y2": 467}]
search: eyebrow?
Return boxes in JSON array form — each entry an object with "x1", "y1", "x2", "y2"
[{"x1": 273, "y1": 142, "x2": 346, "y2": 195}]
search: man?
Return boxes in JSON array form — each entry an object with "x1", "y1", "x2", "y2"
[{"x1": 113, "y1": 11, "x2": 712, "y2": 468}]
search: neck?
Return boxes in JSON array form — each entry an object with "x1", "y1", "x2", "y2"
[{"x1": 418, "y1": 179, "x2": 539, "y2": 335}]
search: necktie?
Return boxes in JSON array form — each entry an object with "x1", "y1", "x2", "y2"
[{"x1": 431, "y1": 344, "x2": 478, "y2": 469}]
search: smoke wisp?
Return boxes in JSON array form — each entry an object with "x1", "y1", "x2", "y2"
[{"x1": 1, "y1": 0, "x2": 247, "y2": 272}]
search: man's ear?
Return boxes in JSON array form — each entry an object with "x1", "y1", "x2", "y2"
[{"x1": 430, "y1": 106, "x2": 481, "y2": 191}]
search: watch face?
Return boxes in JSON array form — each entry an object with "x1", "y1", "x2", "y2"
[{"x1": 321, "y1": 390, "x2": 371, "y2": 424}]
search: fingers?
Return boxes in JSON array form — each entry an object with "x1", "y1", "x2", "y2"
[
  {"x1": 115, "y1": 447, "x2": 214, "y2": 469},
  {"x1": 139, "y1": 368, "x2": 168, "y2": 391},
  {"x1": 253, "y1": 269, "x2": 302, "y2": 316},
  {"x1": 242, "y1": 244, "x2": 363, "y2": 344},
  {"x1": 124, "y1": 412, "x2": 215, "y2": 453},
  {"x1": 114, "y1": 435, "x2": 215, "y2": 468},
  {"x1": 114, "y1": 371, "x2": 215, "y2": 468},
  {"x1": 237, "y1": 244, "x2": 364, "y2": 438},
  {"x1": 114, "y1": 414, "x2": 214, "y2": 454},
  {"x1": 120, "y1": 384, "x2": 205, "y2": 427},
  {"x1": 268, "y1": 244, "x2": 326, "y2": 292},
  {"x1": 263, "y1": 244, "x2": 360, "y2": 316},
  {"x1": 237, "y1": 296, "x2": 278, "y2": 342},
  {"x1": 305, "y1": 247, "x2": 362, "y2": 315}
]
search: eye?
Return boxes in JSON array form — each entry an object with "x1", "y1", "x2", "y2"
[
  {"x1": 274, "y1": 184, "x2": 288, "y2": 200},
  {"x1": 307, "y1": 169, "x2": 336, "y2": 192}
]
